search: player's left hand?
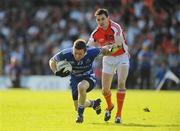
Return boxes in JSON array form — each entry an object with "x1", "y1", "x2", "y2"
[{"x1": 55, "y1": 68, "x2": 70, "y2": 77}]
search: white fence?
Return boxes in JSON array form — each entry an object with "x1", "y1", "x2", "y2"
[
  {"x1": 0, "y1": 76, "x2": 11, "y2": 89},
  {"x1": 0, "y1": 76, "x2": 70, "y2": 90}
]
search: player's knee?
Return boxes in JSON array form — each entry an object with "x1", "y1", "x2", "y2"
[
  {"x1": 77, "y1": 84, "x2": 86, "y2": 93},
  {"x1": 78, "y1": 80, "x2": 89, "y2": 92},
  {"x1": 102, "y1": 88, "x2": 111, "y2": 96},
  {"x1": 118, "y1": 80, "x2": 126, "y2": 90}
]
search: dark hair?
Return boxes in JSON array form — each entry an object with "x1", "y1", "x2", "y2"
[
  {"x1": 73, "y1": 39, "x2": 87, "y2": 52},
  {"x1": 95, "y1": 8, "x2": 109, "y2": 17}
]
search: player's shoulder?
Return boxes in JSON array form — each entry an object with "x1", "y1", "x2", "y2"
[
  {"x1": 110, "y1": 20, "x2": 122, "y2": 31},
  {"x1": 90, "y1": 27, "x2": 101, "y2": 36},
  {"x1": 110, "y1": 20, "x2": 121, "y2": 27}
]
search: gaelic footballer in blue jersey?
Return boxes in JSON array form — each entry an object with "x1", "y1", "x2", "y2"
[{"x1": 49, "y1": 39, "x2": 111, "y2": 123}]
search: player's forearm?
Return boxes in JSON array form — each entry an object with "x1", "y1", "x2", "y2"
[
  {"x1": 113, "y1": 31, "x2": 126, "y2": 47},
  {"x1": 49, "y1": 58, "x2": 57, "y2": 73}
]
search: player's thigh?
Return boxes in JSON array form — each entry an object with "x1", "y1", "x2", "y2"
[
  {"x1": 117, "y1": 64, "x2": 129, "y2": 83},
  {"x1": 84, "y1": 75, "x2": 97, "y2": 93},
  {"x1": 102, "y1": 72, "x2": 114, "y2": 91},
  {"x1": 116, "y1": 54, "x2": 129, "y2": 82},
  {"x1": 102, "y1": 57, "x2": 116, "y2": 90},
  {"x1": 102, "y1": 56, "x2": 115, "y2": 75}
]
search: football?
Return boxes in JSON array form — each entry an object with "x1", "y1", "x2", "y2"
[{"x1": 56, "y1": 60, "x2": 72, "y2": 73}]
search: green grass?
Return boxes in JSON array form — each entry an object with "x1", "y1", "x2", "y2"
[{"x1": 0, "y1": 89, "x2": 180, "y2": 131}]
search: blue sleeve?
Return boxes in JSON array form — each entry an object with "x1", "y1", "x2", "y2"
[
  {"x1": 53, "y1": 52, "x2": 66, "y2": 62},
  {"x1": 52, "y1": 48, "x2": 72, "y2": 62}
]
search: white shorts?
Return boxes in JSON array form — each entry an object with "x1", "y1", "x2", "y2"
[{"x1": 102, "y1": 53, "x2": 130, "y2": 74}]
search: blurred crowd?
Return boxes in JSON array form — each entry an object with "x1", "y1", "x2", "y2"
[{"x1": 0, "y1": 0, "x2": 179, "y2": 89}]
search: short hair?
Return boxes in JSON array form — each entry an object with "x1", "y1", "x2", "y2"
[
  {"x1": 73, "y1": 39, "x2": 87, "y2": 52},
  {"x1": 95, "y1": 8, "x2": 109, "y2": 17}
]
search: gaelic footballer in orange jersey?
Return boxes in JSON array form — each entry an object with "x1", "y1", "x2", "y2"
[{"x1": 87, "y1": 8, "x2": 129, "y2": 124}]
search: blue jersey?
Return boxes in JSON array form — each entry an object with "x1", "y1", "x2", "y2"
[
  {"x1": 53, "y1": 46, "x2": 102, "y2": 100},
  {"x1": 53, "y1": 46, "x2": 102, "y2": 78}
]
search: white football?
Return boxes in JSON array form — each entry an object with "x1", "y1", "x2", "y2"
[{"x1": 56, "y1": 60, "x2": 72, "y2": 73}]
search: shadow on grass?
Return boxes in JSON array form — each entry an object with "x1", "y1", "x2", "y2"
[
  {"x1": 90, "y1": 122, "x2": 180, "y2": 127},
  {"x1": 122, "y1": 123, "x2": 180, "y2": 127}
]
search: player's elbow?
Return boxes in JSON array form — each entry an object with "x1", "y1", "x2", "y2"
[
  {"x1": 49, "y1": 58, "x2": 56, "y2": 73},
  {"x1": 49, "y1": 58, "x2": 53, "y2": 68}
]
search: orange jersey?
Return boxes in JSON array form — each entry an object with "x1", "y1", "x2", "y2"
[
  {"x1": 88, "y1": 20, "x2": 128, "y2": 56},
  {"x1": 92, "y1": 22, "x2": 115, "y2": 46}
]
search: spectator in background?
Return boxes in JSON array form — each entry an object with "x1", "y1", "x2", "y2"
[
  {"x1": 155, "y1": 61, "x2": 168, "y2": 88},
  {"x1": 8, "y1": 57, "x2": 21, "y2": 88},
  {"x1": 138, "y1": 44, "x2": 152, "y2": 89},
  {"x1": 126, "y1": 49, "x2": 138, "y2": 89}
]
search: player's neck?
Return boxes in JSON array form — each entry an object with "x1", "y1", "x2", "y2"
[{"x1": 102, "y1": 20, "x2": 110, "y2": 30}]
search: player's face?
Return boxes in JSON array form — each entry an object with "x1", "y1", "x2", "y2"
[
  {"x1": 96, "y1": 14, "x2": 109, "y2": 30},
  {"x1": 73, "y1": 48, "x2": 86, "y2": 61}
]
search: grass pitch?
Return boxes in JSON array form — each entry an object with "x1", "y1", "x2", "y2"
[{"x1": 0, "y1": 89, "x2": 180, "y2": 131}]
